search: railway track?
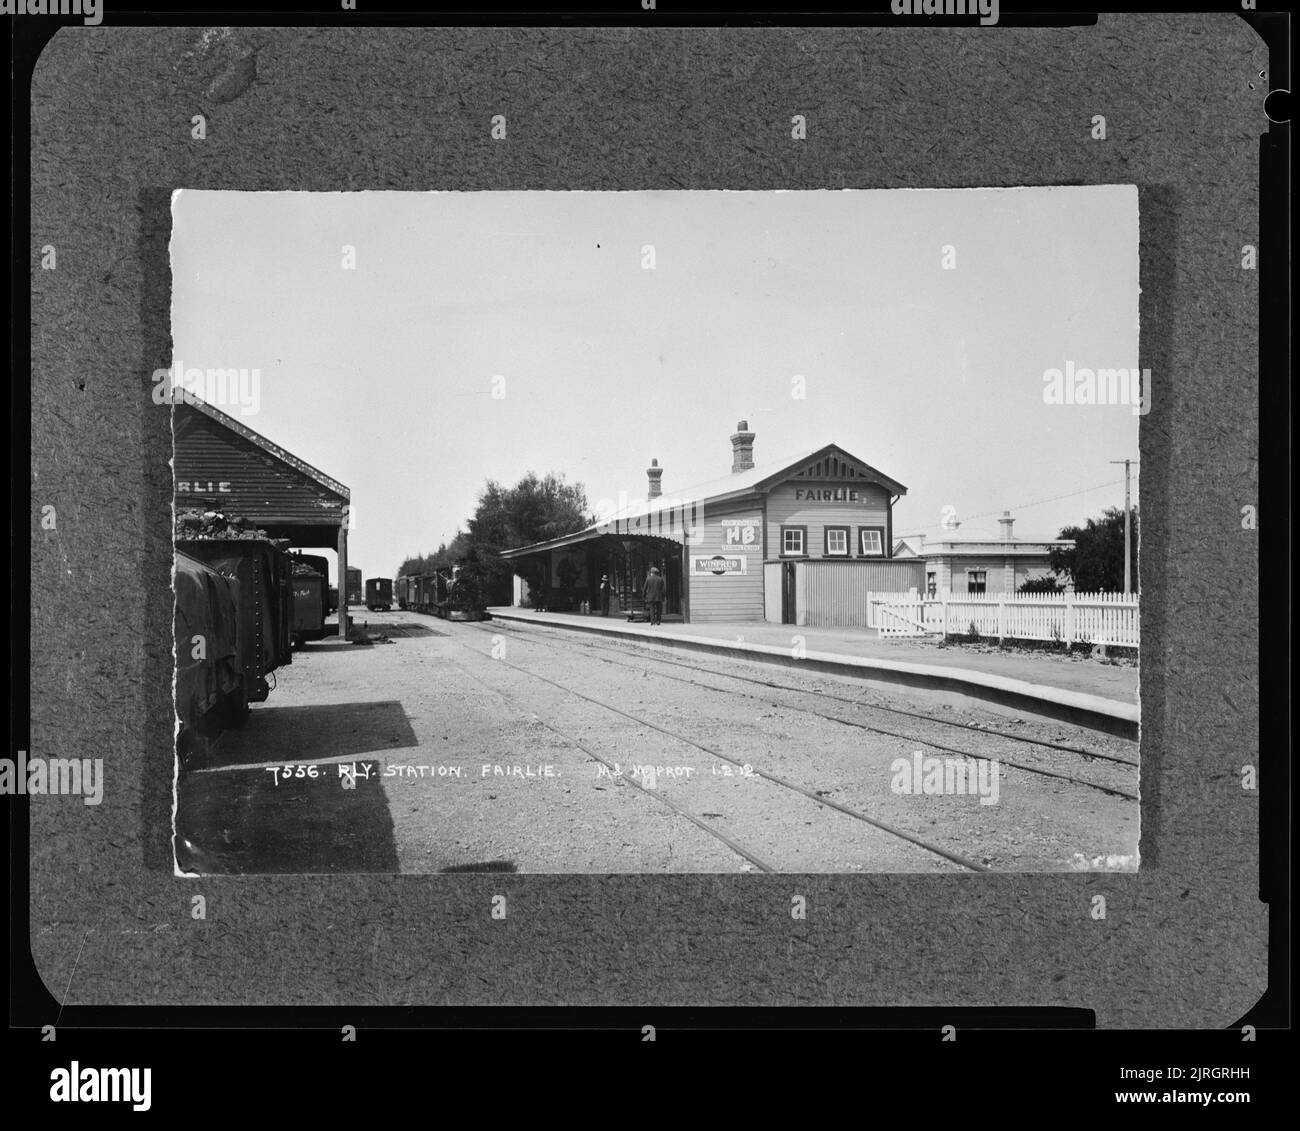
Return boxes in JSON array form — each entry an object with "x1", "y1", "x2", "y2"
[
  {"x1": 448, "y1": 627, "x2": 991, "y2": 873},
  {"x1": 468, "y1": 618, "x2": 1140, "y2": 802}
]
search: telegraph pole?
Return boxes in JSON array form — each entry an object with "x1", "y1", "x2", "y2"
[{"x1": 1108, "y1": 460, "x2": 1139, "y2": 594}]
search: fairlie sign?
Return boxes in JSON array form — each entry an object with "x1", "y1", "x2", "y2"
[{"x1": 794, "y1": 487, "x2": 863, "y2": 502}]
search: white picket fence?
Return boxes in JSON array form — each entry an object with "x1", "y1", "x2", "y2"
[{"x1": 868, "y1": 590, "x2": 1139, "y2": 647}]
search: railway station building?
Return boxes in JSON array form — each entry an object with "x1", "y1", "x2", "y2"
[
  {"x1": 500, "y1": 422, "x2": 924, "y2": 626},
  {"x1": 172, "y1": 399, "x2": 354, "y2": 635}
]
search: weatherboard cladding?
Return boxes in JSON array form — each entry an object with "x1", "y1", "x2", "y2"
[
  {"x1": 173, "y1": 404, "x2": 350, "y2": 526},
  {"x1": 686, "y1": 499, "x2": 765, "y2": 622},
  {"x1": 766, "y1": 481, "x2": 892, "y2": 559}
]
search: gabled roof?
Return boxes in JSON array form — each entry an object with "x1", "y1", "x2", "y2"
[
  {"x1": 754, "y1": 443, "x2": 908, "y2": 497},
  {"x1": 173, "y1": 398, "x2": 352, "y2": 548},
  {"x1": 645, "y1": 441, "x2": 908, "y2": 511},
  {"x1": 181, "y1": 397, "x2": 350, "y2": 501},
  {"x1": 500, "y1": 442, "x2": 906, "y2": 558}
]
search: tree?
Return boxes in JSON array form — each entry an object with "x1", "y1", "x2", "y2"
[
  {"x1": 399, "y1": 532, "x2": 471, "y2": 578},
  {"x1": 467, "y1": 472, "x2": 591, "y2": 551},
  {"x1": 1049, "y1": 506, "x2": 1139, "y2": 592},
  {"x1": 421, "y1": 472, "x2": 591, "y2": 611}
]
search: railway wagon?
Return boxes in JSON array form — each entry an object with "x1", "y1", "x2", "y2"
[
  {"x1": 395, "y1": 574, "x2": 416, "y2": 611},
  {"x1": 404, "y1": 574, "x2": 429, "y2": 613},
  {"x1": 396, "y1": 575, "x2": 417, "y2": 610},
  {"x1": 174, "y1": 550, "x2": 243, "y2": 749},
  {"x1": 410, "y1": 573, "x2": 444, "y2": 615},
  {"x1": 176, "y1": 536, "x2": 293, "y2": 720},
  {"x1": 290, "y1": 553, "x2": 331, "y2": 647},
  {"x1": 345, "y1": 567, "x2": 363, "y2": 605},
  {"x1": 365, "y1": 577, "x2": 393, "y2": 611}
]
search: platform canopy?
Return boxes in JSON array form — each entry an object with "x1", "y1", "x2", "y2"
[{"x1": 172, "y1": 400, "x2": 351, "y2": 550}]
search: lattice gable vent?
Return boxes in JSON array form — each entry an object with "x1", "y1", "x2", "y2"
[{"x1": 792, "y1": 453, "x2": 875, "y2": 480}]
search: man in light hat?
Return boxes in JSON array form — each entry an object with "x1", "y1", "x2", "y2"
[
  {"x1": 643, "y1": 566, "x2": 666, "y2": 626},
  {"x1": 598, "y1": 573, "x2": 611, "y2": 616}
]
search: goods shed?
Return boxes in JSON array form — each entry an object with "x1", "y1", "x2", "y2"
[{"x1": 172, "y1": 399, "x2": 354, "y2": 637}]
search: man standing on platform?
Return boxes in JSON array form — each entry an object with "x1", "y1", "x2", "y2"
[
  {"x1": 643, "y1": 566, "x2": 666, "y2": 626},
  {"x1": 599, "y1": 574, "x2": 611, "y2": 616}
]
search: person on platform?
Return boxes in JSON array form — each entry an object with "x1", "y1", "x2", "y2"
[
  {"x1": 599, "y1": 574, "x2": 611, "y2": 616},
  {"x1": 643, "y1": 566, "x2": 666, "y2": 626}
]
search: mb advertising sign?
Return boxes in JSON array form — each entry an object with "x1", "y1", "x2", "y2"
[{"x1": 720, "y1": 518, "x2": 760, "y2": 550}]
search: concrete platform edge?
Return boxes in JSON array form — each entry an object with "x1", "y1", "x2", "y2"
[{"x1": 487, "y1": 610, "x2": 1141, "y2": 740}]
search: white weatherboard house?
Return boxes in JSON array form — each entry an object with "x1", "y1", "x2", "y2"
[{"x1": 893, "y1": 513, "x2": 1074, "y2": 597}]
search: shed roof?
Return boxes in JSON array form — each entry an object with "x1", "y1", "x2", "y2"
[{"x1": 173, "y1": 399, "x2": 351, "y2": 550}]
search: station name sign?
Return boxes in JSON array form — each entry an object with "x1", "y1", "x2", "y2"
[{"x1": 794, "y1": 487, "x2": 863, "y2": 502}]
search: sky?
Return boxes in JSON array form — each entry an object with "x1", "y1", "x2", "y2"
[{"x1": 170, "y1": 187, "x2": 1140, "y2": 577}]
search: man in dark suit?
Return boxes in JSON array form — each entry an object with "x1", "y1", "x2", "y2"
[
  {"x1": 598, "y1": 574, "x2": 611, "y2": 616},
  {"x1": 643, "y1": 566, "x2": 666, "y2": 625}
]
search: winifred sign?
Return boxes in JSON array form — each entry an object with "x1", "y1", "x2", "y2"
[{"x1": 692, "y1": 554, "x2": 747, "y2": 576}]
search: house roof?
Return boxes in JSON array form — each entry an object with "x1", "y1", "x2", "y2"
[
  {"x1": 892, "y1": 535, "x2": 928, "y2": 558},
  {"x1": 500, "y1": 442, "x2": 906, "y2": 559},
  {"x1": 892, "y1": 530, "x2": 1075, "y2": 560}
]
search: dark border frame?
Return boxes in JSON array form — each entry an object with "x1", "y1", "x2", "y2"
[{"x1": 14, "y1": 9, "x2": 1285, "y2": 1040}]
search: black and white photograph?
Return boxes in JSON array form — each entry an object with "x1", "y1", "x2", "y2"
[
  {"x1": 167, "y1": 186, "x2": 1142, "y2": 876},
  {"x1": 18, "y1": 4, "x2": 1286, "y2": 1092}
]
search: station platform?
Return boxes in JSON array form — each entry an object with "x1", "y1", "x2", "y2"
[{"x1": 485, "y1": 607, "x2": 1141, "y2": 739}]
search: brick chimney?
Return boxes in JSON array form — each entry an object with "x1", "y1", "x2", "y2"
[
  {"x1": 647, "y1": 457, "x2": 663, "y2": 500},
  {"x1": 730, "y1": 420, "x2": 755, "y2": 473},
  {"x1": 998, "y1": 511, "x2": 1015, "y2": 540}
]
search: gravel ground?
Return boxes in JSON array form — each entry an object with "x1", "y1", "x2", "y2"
[{"x1": 175, "y1": 611, "x2": 1140, "y2": 875}]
